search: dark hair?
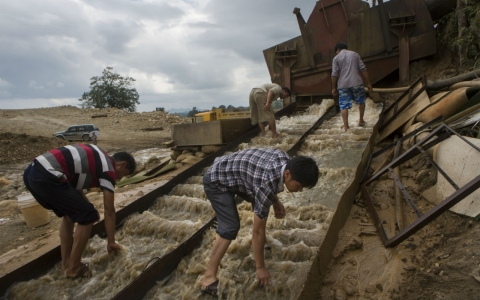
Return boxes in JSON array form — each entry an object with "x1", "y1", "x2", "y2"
[
  {"x1": 285, "y1": 156, "x2": 319, "y2": 188},
  {"x1": 282, "y1": 87, "x2": 292, "y2": 96},
  {"x1": 334, "y1": 42, "x2": 348, "y2": 52},
  {"x1": 112, "y1": 151, "x2": 136, "y2": 174}
]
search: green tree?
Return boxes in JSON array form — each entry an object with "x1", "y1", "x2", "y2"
[
  {"x1": 79, "y1": 67, "x2": 140, "y2": 112},
  {"x1": 187, "y1": 107, "x2": 199, "y2": 117}
]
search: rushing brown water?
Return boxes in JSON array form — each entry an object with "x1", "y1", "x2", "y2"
[{"x1": 5, "y1": 99, "x2": 381, "y2": 300}]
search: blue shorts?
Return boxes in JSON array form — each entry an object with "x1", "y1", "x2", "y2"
[
  {"x1": 23, "y1": 163, "x2": 100, "y2": 225},
  {"x1": 338, "y1": 84, "x2": 366, "y2": 110}
]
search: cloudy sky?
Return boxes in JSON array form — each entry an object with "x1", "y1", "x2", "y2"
[{"x1": 0, "y1": 0, "x2": 317, "y2": 113}]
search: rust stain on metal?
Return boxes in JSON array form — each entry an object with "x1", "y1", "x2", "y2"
[{"x1": 264, "y1": 0, "x2": 438, "y2": 97}]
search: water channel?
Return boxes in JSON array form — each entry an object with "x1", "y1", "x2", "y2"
[{"x1": 5, "y1": 99, "x2": 381, "y2": 300}]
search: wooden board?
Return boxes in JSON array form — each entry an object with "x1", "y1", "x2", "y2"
[{"x1": 377, "y1": 83, "x2": 430, "y2": 142}]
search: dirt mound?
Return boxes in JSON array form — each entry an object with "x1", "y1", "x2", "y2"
[
  {"x1": 0, "y1": 106, "x2": 191, "y2": 161},
  {"x1": 0, "y1": 132, "x2": 70, "y2": 165}
]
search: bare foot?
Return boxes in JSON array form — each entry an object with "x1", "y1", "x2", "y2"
[
  {"x1": 272, "y1": 133, "x2": 282, "y2": 138},
  {"x1": 343, "y1": 125, "x2": 349, "y2": 132},
  {"x1": 358, "y1": 121, "x2": 366, "y2": 127}
]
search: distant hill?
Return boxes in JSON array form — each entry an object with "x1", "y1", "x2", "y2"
[
  {"x1": 168, "y1": 108, "x2": 208, "y2": 117},
  {"x1": 167, "y1": 108, "x2": 191, "y2": 115}
]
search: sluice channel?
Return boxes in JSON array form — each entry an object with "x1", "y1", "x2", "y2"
[{"x1": 2, "y1": 99, "x2": 381, "y2": 299}]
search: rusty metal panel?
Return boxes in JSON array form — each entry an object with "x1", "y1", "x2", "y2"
[{"x1": 264, "y1": 0, "x2": 438, "y2": 96}]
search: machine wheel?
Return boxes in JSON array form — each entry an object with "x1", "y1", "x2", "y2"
[{"x1": 82, "y1": 135, "x2": 90, "y2": 141}]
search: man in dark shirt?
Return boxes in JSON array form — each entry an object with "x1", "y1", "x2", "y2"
[
  {"x1": 23, "y1": 144, "x2": 136, "y2": 279},
  {"x1": 200, "y1": 148, "x2": 319, "y2": 295}
]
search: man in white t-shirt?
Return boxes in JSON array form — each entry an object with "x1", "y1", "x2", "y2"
[{"x1": 249, "y1": 83, "x2": 291, "y2": 138}]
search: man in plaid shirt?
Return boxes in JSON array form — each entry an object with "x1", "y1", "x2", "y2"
[{"x1": 200, "y1": 148, "x2": 319, "y2": 295}]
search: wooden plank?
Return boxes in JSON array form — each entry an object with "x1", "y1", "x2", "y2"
[{"x1": 378, "y1": 86, "x2": 430, "y2": 142}]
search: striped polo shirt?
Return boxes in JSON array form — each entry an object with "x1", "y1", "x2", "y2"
[
  {"x1": 34, "y1": 144, "x2": 117, "y2": 193},
  {"x1": 205, "y1": 148, "x2": 289, "y2": 220}
]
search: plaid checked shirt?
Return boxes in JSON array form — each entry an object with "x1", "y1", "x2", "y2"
[{"x1": 205, "y1": 148, "x2": 290, "y2": 219}]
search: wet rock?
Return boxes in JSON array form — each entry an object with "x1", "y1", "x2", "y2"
[
  {"x1": 404, "y1": 242, "x2": 417, "y2": 250},
  {"x1": 6, "y1": 190, "x2": 19, "y2": 199},
  {"x1": 323, "y1": 272, "x2": 337, "y2": 285},
  {"x1": 344, "y1": 284, "x2": 358, "y2": 295},
  {"x1": 195, "y1": 152, "x2": 207, "y2": 158},
  {"x1": 415, "y1": 169, "x2": 437, "y2": 192},
  {"x1": 334, "y1": 288, "x2": 347, "y2": 300},
  {"x1": 163, "y1": 140, "x2": 175, "y2": 147},
  {"x1": 0, "y1": 177, "x2": 12, "y2": 186},
  {"x1": 365, "y1": 285, "x2": 376, "y2": 293},
  {"x1": 181, "y1": 156, "x2": 202, "y2": 165},
  {"x1": 145, "y1": 156, "x2": 160, "y2": 169},
  {"x1": 346, "y1": 236, "x2": 363, "y2": 250},
  {"x1": 201, "y1": 145, "x2": 221, "y2": 154},
  {"x1": 176, "y1": 153, "x2": 192, "y2": 162},
  {"x1": 170, "y1": 150, "x2": 181, "y2": 160},
  {"x1": 134, "y1": 162, "x2": 145, "y2": 173},
  {"x1": 332, "y1": 249, "x2": 343, "y2": 259}
]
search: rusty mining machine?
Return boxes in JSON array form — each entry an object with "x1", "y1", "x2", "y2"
[
  {"x1": 264, "y1": 0, "x2": 456, "y2": 107},
  {"x1": 172, "y1": 0, "x2": 456, "y2": 148}
]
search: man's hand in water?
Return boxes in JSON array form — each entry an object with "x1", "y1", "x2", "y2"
[
  {"x1": 107, "y1": 242, "x2": 122, "y2": 254},
  {"x1": 272, "y1": 199, "x2": 286, "y2": 219},
  {"x1": 256, "y1": 266, "x2": 271, "y2": 286}
]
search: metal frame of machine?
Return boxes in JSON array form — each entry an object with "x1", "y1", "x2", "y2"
[{"x1": 361, "y1": 119, "x2": 480, "y2": 247}]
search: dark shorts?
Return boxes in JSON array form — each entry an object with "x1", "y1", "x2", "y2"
[
  {"x1": 338, "y1": 84, "x2": 366, "y2": 110},
  {"x1": 203, "y1": 173, "x2": 248, "y2": 240},
  {"x1": 23, "y1": 163, "x2": 99, "y2": 225}
]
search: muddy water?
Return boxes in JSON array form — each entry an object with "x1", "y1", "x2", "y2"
[
  {"x1": 5, "y1": 176, "x2": 215, "y2": 299},
  {"x1": 5, "y1": 99, "x2": 381, "y2": 299},
  {"x1": 144, "y1": 99, "x2": 382, "y2": 299}
]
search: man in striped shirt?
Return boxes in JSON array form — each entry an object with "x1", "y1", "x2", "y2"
[
  {"x1": 23, "y1": 144, "x2": 136, "y2": 279},
  {"x1": 200, "y1": 148, "x2": 319, "y2": 295}
]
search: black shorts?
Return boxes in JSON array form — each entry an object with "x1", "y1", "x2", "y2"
[
  {"x1": 23, "y1": 162, "x2": 99, "y2": 225},
  {"x1": 203, "y1": 173, "x2": 241, "y2": 240}
]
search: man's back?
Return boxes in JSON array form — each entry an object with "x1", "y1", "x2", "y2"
[
  {"x1": 332, "y1": 50, "x2": 366, "y2": 89},
  {"x1": 35, "y1": 144, "x2": 116, "y2": 192}
]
